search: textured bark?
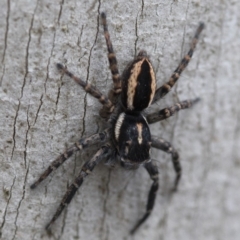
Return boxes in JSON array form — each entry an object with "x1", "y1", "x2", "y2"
[{"x1": 0, "y1": 0, "x2": 240, "y2": 240}]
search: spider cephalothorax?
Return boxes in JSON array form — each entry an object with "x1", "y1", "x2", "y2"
[
  {"x1": 31, "y1": 12, "x2": 204, "y2": 234},
  {"x1": 114, "y1": 112, "x2": 151, "y2": 164}
]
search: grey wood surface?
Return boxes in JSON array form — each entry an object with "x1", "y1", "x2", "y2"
[{"x1": 0, "y1": 0, "x2": 240, "y2": 239}]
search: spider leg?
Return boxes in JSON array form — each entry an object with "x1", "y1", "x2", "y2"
[
  {"x1": 152, "y1": 23, "x2": 204, "y2": 104},
  {"x1": 100, "y1": 12, "x2": 121, "y2": 118},
  {"x1": 147, "y1": 98, "x2": 200, "y2": 124},
  {"x1": 56, "y1": 64, "x2": 114, "y2": 117},
  {"x1": 130, "y1": 160, "x2": 159, "y2": 235},
  {"x1": 45, "y1": 143, "x2": 112, "y2": 230},
  {"x1": 30, "y1": 129, "x2": 110, "y2": 189},
  {"x1": 101, "y1": 12, "x2": 121, "y2": 100},
  {"x1": 151, "y1": 136, "x2": 180, "y2": 191}
]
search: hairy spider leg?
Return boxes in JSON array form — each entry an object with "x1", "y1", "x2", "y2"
[
  {"x1": 45, "y1": 144, "x2": 112, "y2": 230},
  {"x1": 100, "y1": 12, "x2": 121, "y2": 118},
  {"x1": 30, "y1": 129, "x2": 110, "y2": 189},
  {"x1": 146, "y1": 98, "x2": 200, "y2": 124},
  {"x1": 151, "y1": 136, "x2": 180, "y2": 191},
  {"x1": 56, "y1": 63, "x2": 114, "y2": 115},
  {"x1": 130, "y1": 160, "x2": 159, "y2": 234},
  {"x1": 101, "y1": 12, "x2": 121, "y2": 99},
  {"x1": 152, "y1": 23, "x2": 204, "y2": 104}
]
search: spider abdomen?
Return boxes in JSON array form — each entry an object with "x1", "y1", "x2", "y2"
[{"x1": 121, "y1": 52, "x2": 156, "y2": 112}]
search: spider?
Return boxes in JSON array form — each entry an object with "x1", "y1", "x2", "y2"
[{"x1": 31, "y1": 12, "x2": 204, "y2": 234}]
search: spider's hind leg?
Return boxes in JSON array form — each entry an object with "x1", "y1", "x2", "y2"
[
  {"x1": 45, "y1": 143, "x2": 112, "y2": 230},
  {"x1": 30, "y1": 129, "x2": 110, "y2": 189},
  {"x1": 130, "y1": 160, "x2": 159, "y2": 235},
  {"x1": 151, "y1": 136, "x2": 180, "y2": 191},
  {"x1": 152, "y1": 23, "x2": 204, "y2": 104}
]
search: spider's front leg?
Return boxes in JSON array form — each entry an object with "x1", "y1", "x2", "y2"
[
  {"x1": 101, "y1": 12, "x2": 121, "y2": 101},
  {"x1": 100, "y1": 12, "x2": 122, "y2": 118},
  {"x1": 152, "y1": 22, "x2": 204, "y2": 104},
  {"x1": 30, "y1": 129, "x2": 110, "y2": 189},
  {"x1": 151, "y1": 136, "x2": 180, "y2": 191},
  {"x1": 45, "y1": 143, "x2": 112, "y2": 230},
  {"x1": 56, "y1": 64, "x2": 114, "y2": 118},
  {"x1": 147, "y1": 98, "x2": 200, "y2": 124},
  {"x1": 130, "y1": 160, "x2": 159, "y2": 235}
]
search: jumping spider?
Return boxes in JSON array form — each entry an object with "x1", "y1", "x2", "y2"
[{"x1": 31, "y1": 13, "x2": 204, "y2": 234}]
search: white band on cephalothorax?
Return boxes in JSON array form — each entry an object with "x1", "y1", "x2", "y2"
[
  {"x1": 114, "y1": 112, "x2": 125, "y2": 141},
  {"x1": 136, "y1": 123, "x2": 143, "y2": 144}
]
